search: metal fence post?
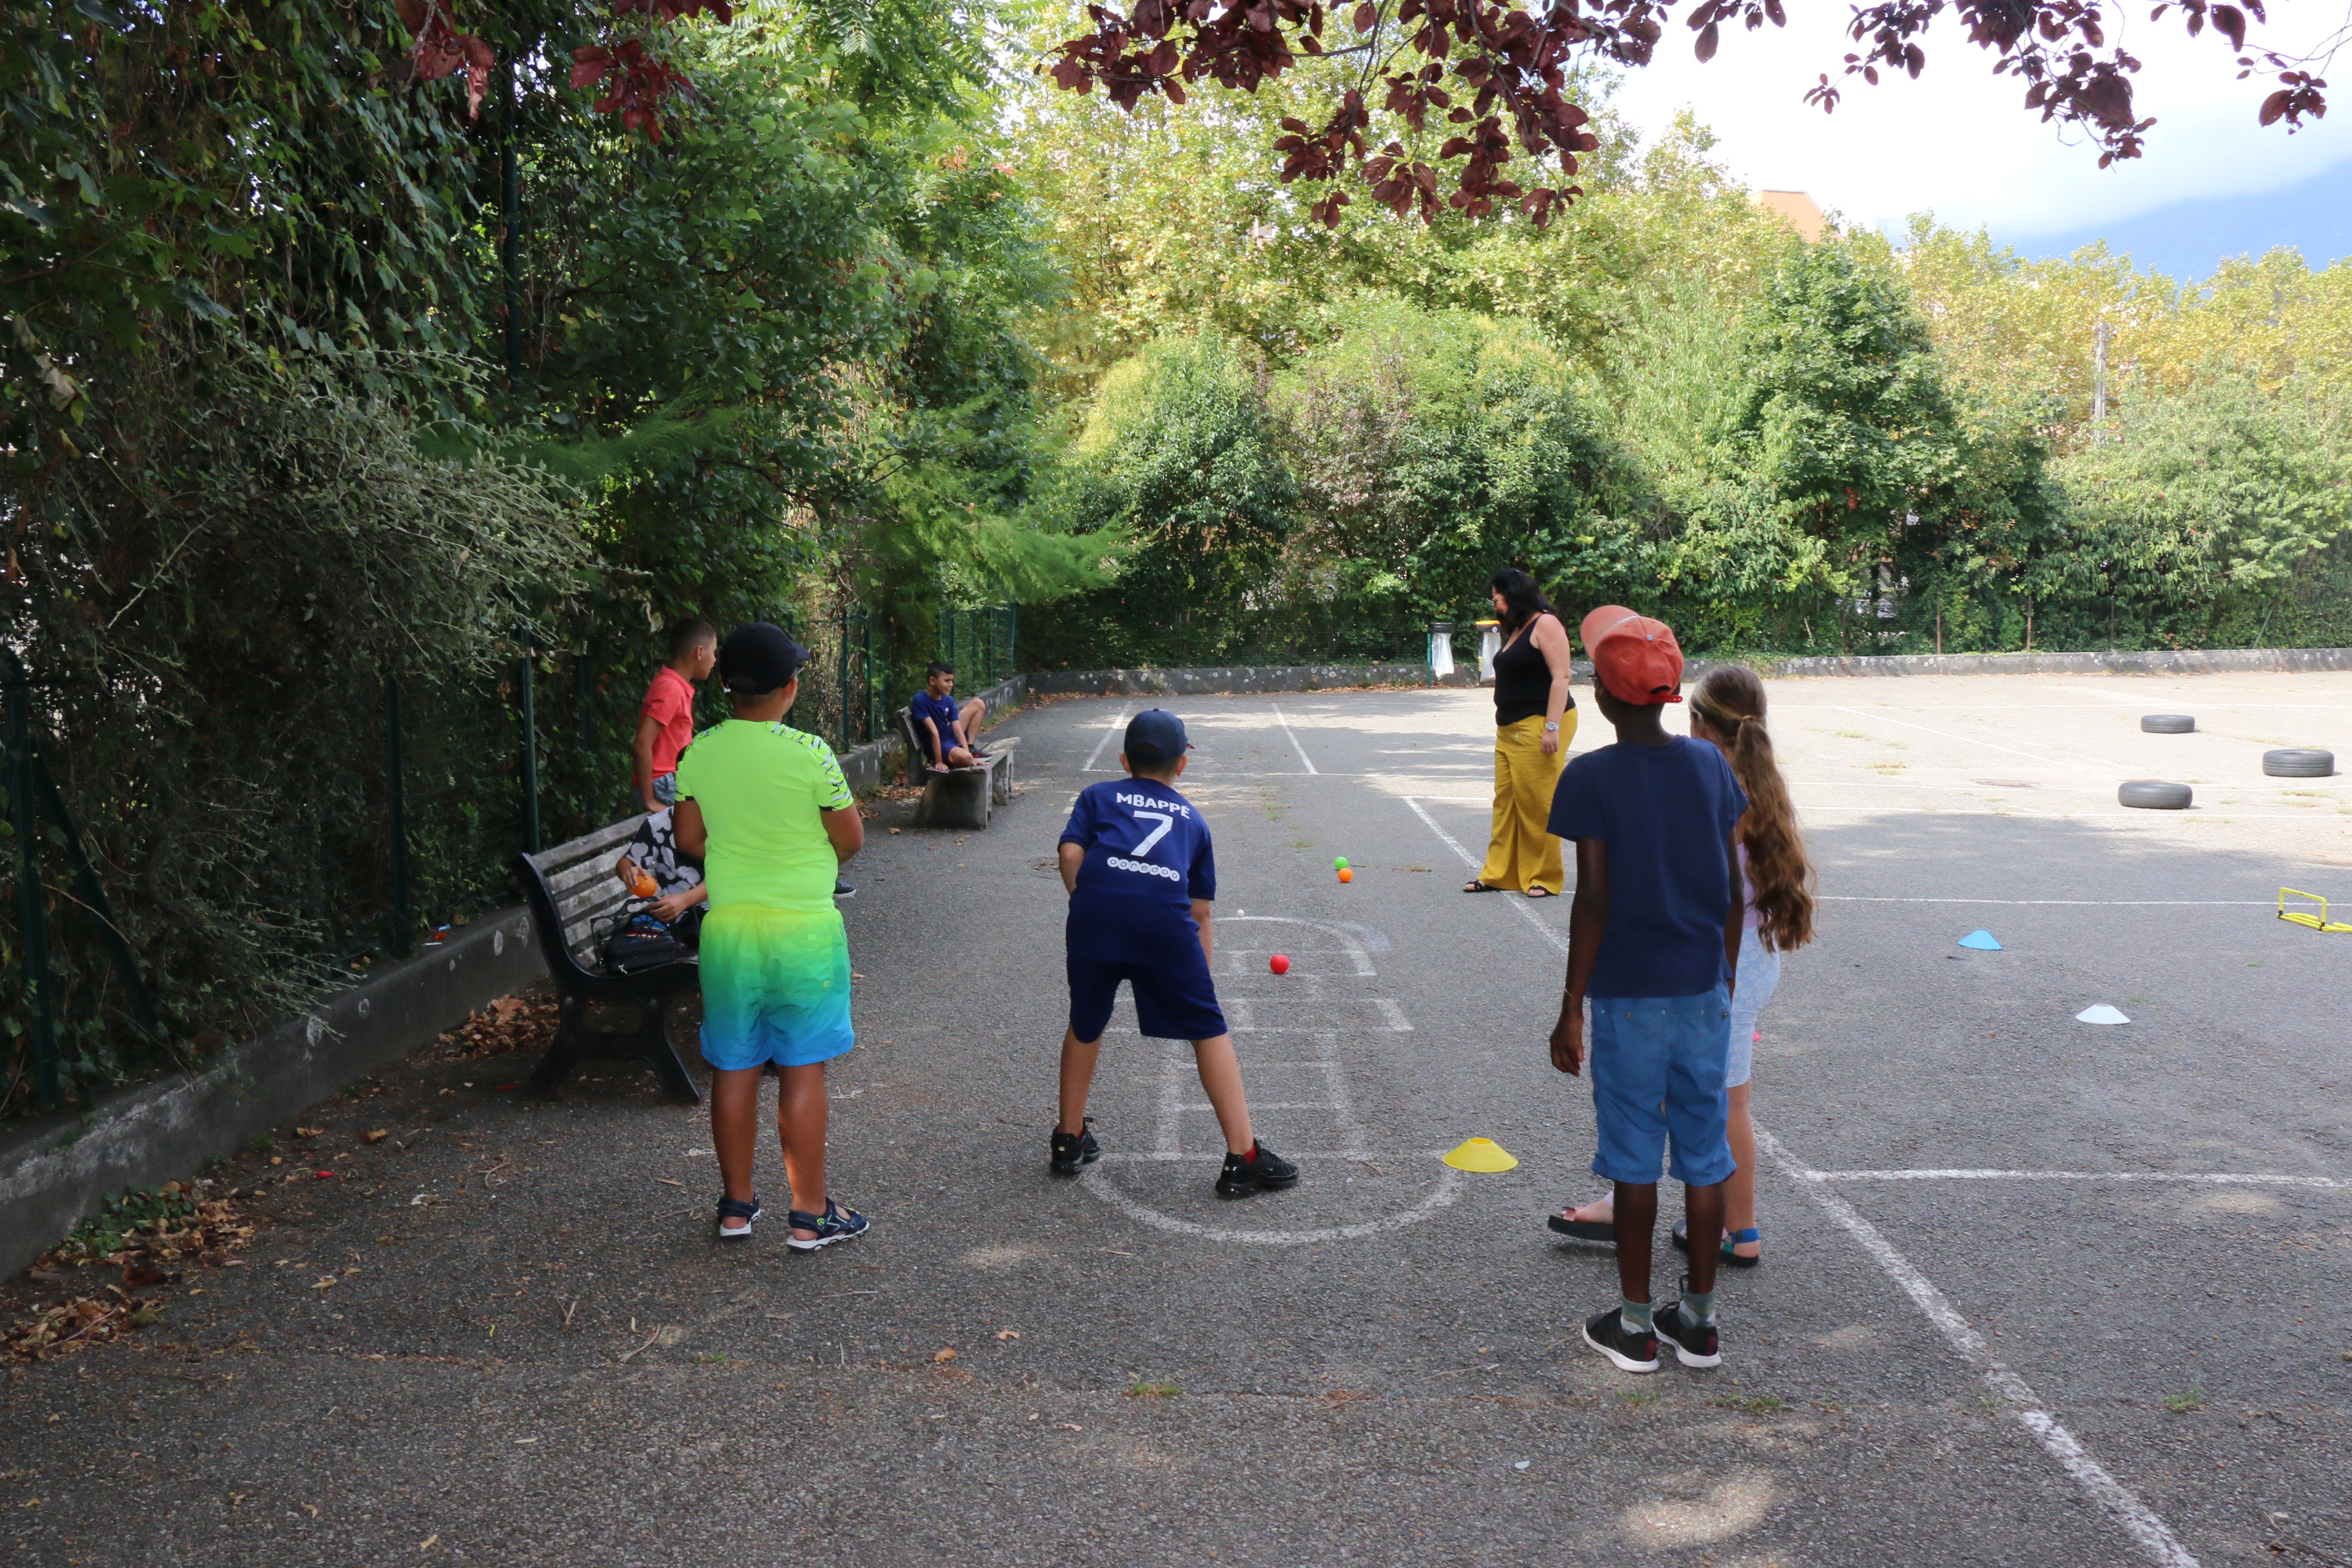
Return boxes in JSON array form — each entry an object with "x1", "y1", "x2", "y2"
[
  {"x1": 385, "y1": 672, "x2": 412, "y2": 956},
  {"x1": 520, "y1": 648, "x2": 541, "y2": 855},
  {"x1": 5, "y1": 667, "x2": 60, "y2": 1110},
  {"x1": 576, "y1": 652, "x2": 593, "y2": 750}
]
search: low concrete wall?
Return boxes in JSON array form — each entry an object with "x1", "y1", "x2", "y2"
[
  {"x1": 1750, "y1": 646, "x2": 2352, "y2": 680},
  {"x1": 1030, "y1": 664, "x2": 1436, "y2": 696},
  {"x1": 1023, "y1": 647, "x2": 2352, "y2": 699},
  {"x1": 0, "y1": 906, "x2": 545, "y2": 1279}
]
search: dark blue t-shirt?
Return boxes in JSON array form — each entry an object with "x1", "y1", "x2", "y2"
[
  {"x1": 1547, "y1": 736, "x2": 1749, "y2": 999},
  {"x1": 1060, "y1": 779, "x2": 1217, "y2": 963},
  {"x1": 910, "y1": 690, "x2": 961, "y2": 760}
]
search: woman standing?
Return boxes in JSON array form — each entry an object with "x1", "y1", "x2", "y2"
[
  {"x1": 1465, "y1": 569, "x2": 1577, "y2": 898},
  {"x1": 1550, "y1": 663, "x2": 1814, "y2": 1265}
]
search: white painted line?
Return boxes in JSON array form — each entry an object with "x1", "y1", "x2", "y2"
[
  {"x1": 1077, "y1": 1159, "x2": 1465, "y2": 1244},
  {"x1": 1096, "y1": 1150, "x2": 1449, "y2": 1162},
  {"x1": 1271, "y1": 703, "x2": 1318, "y2": 774},
  {"x1": 1402, "y1": 796, "x2": 1569, "y2": 955},
  {"x1": 1758, "y1": 1128, "x2": 2200, "y2": 1568},
  {"x1": 1831, "y1": 706, "x2": 2128, "y2": 779},
  {"x1": 1806, "y1": 1168, "x2": 2346, "y2": 1188},
  {"x1": 1794, "y1": 805, "x2": 2337, "y2": 821},
  {"x1": 1081, "y1": 705, "x2": 1133, "y2": 774},
  {"x1": 1820, "y1": 897, "x2": 2273, "y2": 906}
]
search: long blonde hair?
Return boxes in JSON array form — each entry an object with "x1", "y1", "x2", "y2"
[{"x1": 1690, "y1": 666, "x2": 1814, "y2": 954}]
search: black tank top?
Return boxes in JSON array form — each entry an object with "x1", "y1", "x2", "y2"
[{"x1": 1493, "y1": 619, "x2": 1571, "y2": 727}]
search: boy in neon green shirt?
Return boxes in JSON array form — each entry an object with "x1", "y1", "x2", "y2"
[{"x1": 673, "y1": 623, "x2": 869, "y2": 1251}]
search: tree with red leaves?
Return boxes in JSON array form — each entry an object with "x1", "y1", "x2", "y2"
[
  {"x1": 400, "y1": 0, "x2": 734, "y2": 142},
  {"x1": 1041, "y1": 0, "x2": 2335, "y2": 229}
]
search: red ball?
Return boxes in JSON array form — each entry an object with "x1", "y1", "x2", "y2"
[{"x1": 1269, "y1": 954, "x2": 1291, "y2": 975}]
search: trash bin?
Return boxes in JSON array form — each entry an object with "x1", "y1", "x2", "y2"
[
  {"x1": 1427, "y1": 622, "x2": 1456, "y2": 681},
  {"x1": 1475, "y1": 620, "x2": 1502, "y2": 684}
]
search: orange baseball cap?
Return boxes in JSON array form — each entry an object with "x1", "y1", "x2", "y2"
[{"x1": 1578, "y1": 605, "x2": 1685, "y2": 705}]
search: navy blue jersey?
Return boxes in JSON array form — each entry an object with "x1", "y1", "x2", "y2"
[
  {"x1": 1060, "y1": 779, "x2": 1216, "y2": 963},
  {"x1": 909, "y1": 690, "x2": 961, "y2": 761},
  {"x1": 1547, "y1": 736, "x2": 1748, "y2": 999}
]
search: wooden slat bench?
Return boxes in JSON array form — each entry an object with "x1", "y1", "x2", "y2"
[
  {"x1": 513, "y1": 814, "x2": 702, "y2": 1105},
  {"x1": 893, "y1": 707, "x2": 1020, "y2": 830}
]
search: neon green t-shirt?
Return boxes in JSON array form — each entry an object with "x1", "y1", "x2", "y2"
[{"x1": 672, "y1": 720, "x2": 852, "y2": 914}]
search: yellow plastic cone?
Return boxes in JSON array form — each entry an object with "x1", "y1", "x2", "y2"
[{"x1": 1442, "y1": 1137, "x2": 1518, "y2": 1173}]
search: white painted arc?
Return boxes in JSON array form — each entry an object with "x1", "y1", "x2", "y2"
[
  {"x1": 1077, "y1": 1161, "x2": 1465, "y2": 1245},
  {"x1": 1758, "y1": 1130, "x2": 2200, "y2": 1568}
]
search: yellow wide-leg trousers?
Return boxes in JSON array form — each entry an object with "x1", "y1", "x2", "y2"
[{"x1": 1478, "y1": 712, "x2": 1576, "y2": 894}]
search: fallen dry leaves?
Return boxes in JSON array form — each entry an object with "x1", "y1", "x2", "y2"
[
  {"x1": 7, "y1": 1184, "x2": 256, "y2": 1364},
  {"x1": 429, "y1": 992, "x2": 559, "y2": 1061}
]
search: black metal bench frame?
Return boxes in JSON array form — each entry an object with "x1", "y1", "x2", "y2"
[{"x1": 513, "y1": 815, "x2": 702, "y2": 1105}]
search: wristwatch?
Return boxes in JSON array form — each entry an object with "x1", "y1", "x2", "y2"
[{"x1": 1543, "y1": 721, "x2": 1560, "y2": 730}]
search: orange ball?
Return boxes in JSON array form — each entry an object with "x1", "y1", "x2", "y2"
[{"x1": 1337, "y1": 867, "x2": 1353, "y2": 883}]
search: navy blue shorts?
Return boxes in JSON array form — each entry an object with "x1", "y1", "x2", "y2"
[{"x1": 1068, "y1": 949, "x2": 1228, "y2": 1043}]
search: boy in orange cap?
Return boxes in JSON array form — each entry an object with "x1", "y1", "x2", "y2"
[{"x1": 1544, "y1": 607, "x2": 1747, "y2": 1373}]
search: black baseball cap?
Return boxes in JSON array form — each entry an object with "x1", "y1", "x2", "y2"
[
  {"x1": 718, "y1": 623, "x2": 806, "y2": 694},
  {"x1": 1124, "y1": 709, "x2": 1192, "y2": 764}
]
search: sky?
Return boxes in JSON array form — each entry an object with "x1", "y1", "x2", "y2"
[{"x1": 1605, "y1": 0, "x2": 2352, "y2": 278}]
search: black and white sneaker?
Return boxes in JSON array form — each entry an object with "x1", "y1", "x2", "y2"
[
  {"x1": 1214, "y1": 1141, "x2": 1300, "y2": 1197},
  {"x1": 1654, "y1": 1293, "x2": 1721, "y2": 1369},
  {"x1": 833, "y1": 877, "x2": 854, "y2": 898},
  {"x1": 1582, "y1": 1307, "x2": 1661, "y2": 1373},
  {"x1": 1050, "y1": 1119, "x2": 1100, "y2": 1175}
]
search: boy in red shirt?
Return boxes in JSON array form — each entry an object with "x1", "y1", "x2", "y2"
[{"x1": 636, "y1": 616, "x2": 717, "y2": 812}]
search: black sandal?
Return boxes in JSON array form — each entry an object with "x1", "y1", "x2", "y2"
[
  {"x1": 1525, "y1": 887, "x2": 1556, "y2": 898},
  {"x1": 1462, "y1": 879, "x2": 1502, "y2": 893},
  {"x1": 1671, "y1": 1219, "x2": 1762, "y2": 1268},
  {"x1": 1548, "y1": 1208, "x2": 1615, "y2": 1242},
  {"x1": 715, "y1": 1193, "x2": 761, "y2": 1240}
]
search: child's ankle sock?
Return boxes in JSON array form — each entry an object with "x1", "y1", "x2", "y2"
[
  {"x1": 1620, "y1": 1298, "x2": 1653, "y2": 1335},
  {"x1": 1681, "y1": 1286, "x2": 1716, "y2": 1327}
]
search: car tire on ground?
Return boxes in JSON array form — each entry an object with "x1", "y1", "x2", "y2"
[
  {"x1": 2263, "y1": 748, "x2": 2335, "y2": 778},
  {"x1": 2119, "y1": 780, "x2": 2193, "y2": 810},
  {"x1": 2140, "y1": 714, "x2": 2195, "y2": 734}
]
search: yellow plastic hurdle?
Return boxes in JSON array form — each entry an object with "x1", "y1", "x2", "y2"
[{"x1": 2277, "y1": 887, "x2": 2352, "y2": 933}]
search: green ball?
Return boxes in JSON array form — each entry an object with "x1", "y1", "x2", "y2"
[{"x1": 1333, "y1": 856, "x2": 1348, "y2": 870}]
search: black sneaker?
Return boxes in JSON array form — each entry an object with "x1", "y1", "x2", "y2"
[
  {"x1": 833, "y1": 877, "x2": 854, "y2": 898},
  {"x1": 1050, "y1": 1119, "x2": 1100, "y2": 1175},
  {"x1": 1215, "y1": 1141, "x2": 1300, "y2": 1198},
  {"x1": 1654, "y1": 1291, "x2": 1721, "y2": 1369},
  {"x1": 1582, "y1": 1307, "x2": 1661, "y2": 1373}
]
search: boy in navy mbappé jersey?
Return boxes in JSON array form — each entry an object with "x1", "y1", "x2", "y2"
[{"x1": 1050, "y1": 709, "x2": 1300, "y2": 1199}]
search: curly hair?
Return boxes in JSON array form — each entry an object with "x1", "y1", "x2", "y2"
[{"x1": 1690, "y1": 665, "x2": 1814, "y2": 954}]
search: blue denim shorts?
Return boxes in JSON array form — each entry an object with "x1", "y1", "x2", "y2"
[
  {"x1": 1588, "y1": 986, "x2": 1736, "y2": 1188},
  {"x1": 652, "y1": 772, "x2": 679, "y2": 807}
]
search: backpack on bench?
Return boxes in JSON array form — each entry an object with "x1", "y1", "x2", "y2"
[{"x1": 598, "y1": 909, "x2": 683, "y2": 974}]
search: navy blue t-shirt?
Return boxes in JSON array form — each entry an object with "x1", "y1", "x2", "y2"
[
  {"x1": 1060, "y1": 779, "x2": 1217, "y2": 963},
  {"x1": 1547, "y1": 736, "x2": 1749, "y2": 999},
  {"x1": 910, "y1": 690, "x2": 961, "y2": 760}
]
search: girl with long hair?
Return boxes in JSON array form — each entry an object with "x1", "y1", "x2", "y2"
[
  {"x1": 1465, "y1": 567, "x2": 1577, "y2": 897},
  {"x1": 1550, "y1": 663, "x2": 1814, "y2": 1265}
]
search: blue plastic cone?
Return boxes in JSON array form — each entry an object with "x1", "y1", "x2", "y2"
[{"x1": 1957, "y1": 929, "x2": 2003, "y2": 951}]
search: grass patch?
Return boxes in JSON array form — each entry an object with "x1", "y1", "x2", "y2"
[
  {"x1": 2163, "y1": 1388, "x2": 2205, "y2": 1414},
  {"x1": 1126, "y1": 1380, "x2": 1181, "y2": 1398},
  {"x1": 1709, "y1": 1395, "x2": 1788, "y2": 1415},
  {"x1": 1616, "y1": 1387, "x2": 1665, "y2": 1407}
]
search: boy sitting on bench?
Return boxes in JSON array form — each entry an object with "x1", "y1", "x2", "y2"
[{"x1": 910, "y1": 662, "x2": 988, "y2": 770}]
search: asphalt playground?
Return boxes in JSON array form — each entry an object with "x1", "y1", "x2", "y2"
[{"x1": 5, "y1": 670, "x2": 2350, "y2": 1567}]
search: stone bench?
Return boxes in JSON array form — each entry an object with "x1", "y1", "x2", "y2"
[{"x1": 892, "y1": 707, "x2": 1021, "y2": 830}]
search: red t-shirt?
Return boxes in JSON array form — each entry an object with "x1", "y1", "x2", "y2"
[{"x1": 642, "y1": 666, "x2": 696, "y2": 777}]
